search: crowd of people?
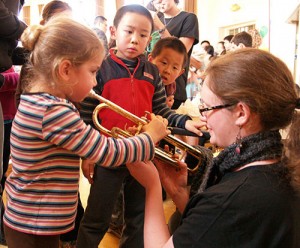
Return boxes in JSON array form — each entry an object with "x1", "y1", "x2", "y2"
[{"x1": 0, "y1": 1, "x2": 300, "y2": 248}]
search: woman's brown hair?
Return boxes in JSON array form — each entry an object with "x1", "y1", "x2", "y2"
[{"x1": 205, "y1": 48, "x2": 300, "y2": 192}]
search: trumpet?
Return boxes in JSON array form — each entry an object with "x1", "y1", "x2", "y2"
[{"x1": 88, "y1": 90, "x2": 204, "y2": 173}]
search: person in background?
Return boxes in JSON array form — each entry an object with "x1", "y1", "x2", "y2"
[
  {"x1": 223, "y1": 34, "x2": 234, "y2": 51},
  {"x1": 39, "y1": 0, "x2": 72, "y2": 25},
  {"x1": 93, "y1": 15, "x2": 109, "y2": 56},
  {"x1": 195, "y1": 44, "x2": 216, "y2": 82},
  {"x1": 0, "y1": 0, "x2": 27, "y2": 75},
  {"x1": 248, "y1": 28, "x2": 262, "y2": 49},
  {"x1": 15, "y1": 0, "x2": 72, "y2": 106},
  {"x1": 0, "y1": 67, "x2": 18, "y2": 191},
  {"x1": 127, "y1": 48, "x2": 300, "y2": 248},
  {"x1": 148, "y1": 37, "x2": 187, "y2": 108},
  {"x1": 0, "y1": 66, "x2": 19, "y2": 246},
  {"x1": 150, "y1": 0, "x2": 199, "y2": 109},
  {"x1": 3, "y1": 17, "x2": 169, "y2": 248},
  {"x1": 77, "y1": 4, "x2": 203, "y2": 248},
  {"x1": 230, "y1": 31, "x2": 252, "y2": 50},
  {"x1": 0, "y1": 1, "x2": 26, "y2": 244},
  {"x1": 200, "y1": 40, "x2": 210, "y2": 49},
  {"x1": 203, "y1": 45, "x2": 215, "y2": 63},
  {"x1": 216, "y1": 41, "x2": 226, "y2": 56}
]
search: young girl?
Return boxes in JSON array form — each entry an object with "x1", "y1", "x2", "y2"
[{"x1": 3, "y1": 17, "x2": 169, "y2": 248}]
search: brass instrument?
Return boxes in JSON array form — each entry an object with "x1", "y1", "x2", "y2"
[{"x1": 88, "y1": 90, "x2": 204, "y2": 173}]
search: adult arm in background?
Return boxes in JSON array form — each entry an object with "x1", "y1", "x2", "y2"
[
  {"x1": 0, "y1": 0, "x2": 26, "y2": 39},
  {"x1": 151, "y1": 11, "x2": 195, "y2": 53},
  {"x1": 0, "y1": 0, "x2": 27, "y2": 72},
  {"x1": 126, "y1": 160, "x2": 189, "y2": 248}
]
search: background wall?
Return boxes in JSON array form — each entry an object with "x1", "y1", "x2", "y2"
[
  {"x1": 22, "y1": 0, "x2": 300, "y2": 82},
  {"x1": 197, "y1": 0, "x2": 299, "y2": 80}
]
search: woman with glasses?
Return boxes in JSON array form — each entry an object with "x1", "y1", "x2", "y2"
[{"x1": 126, "y1": 48, "x2": 300, "y2": 248}]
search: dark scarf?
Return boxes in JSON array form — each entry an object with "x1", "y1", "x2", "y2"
[{"x1": 197, "y1": 130, "x2": 283, "y2": 193}]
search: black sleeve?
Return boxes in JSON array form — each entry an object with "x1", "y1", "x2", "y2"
[{"x1": 0, "y1": 1, "x2": 27, "y2": 39}]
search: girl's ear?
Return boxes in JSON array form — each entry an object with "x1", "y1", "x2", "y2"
[{"x1": 58, "y1": 60, "x2": 73, "y2": 81}]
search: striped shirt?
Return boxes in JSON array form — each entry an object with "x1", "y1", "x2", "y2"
[{"x1": 4, "y1": 93, "x2": 154, "y2": 235}]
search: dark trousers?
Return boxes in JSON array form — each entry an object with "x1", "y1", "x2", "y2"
[
  {"x1": 60, "y1": 193, "x2": 84, "y2": 242},
  {"x1": 4, "y1": 223, "x2": 60, "y2": 248},
  {"x1": 77, "y1": 165, "x2": 145, "y2": 248}
]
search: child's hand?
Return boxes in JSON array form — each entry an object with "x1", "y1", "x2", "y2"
[
  {"x1": 185, "y1": 119, "x2": 206, "y2": 136},
  {"x1": 166, "y1": 95, "x2": 174, "y2": 108},
  {"x1": 81, "y1": 159, "x2": 95, "y2": 184},
  {"x1": 143, "y1": 113, "x2": 171, "y2": 144}
]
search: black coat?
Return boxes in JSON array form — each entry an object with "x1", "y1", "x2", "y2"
[{"x1": 0, "y1": 0, "x2": 27, "y2": 74}]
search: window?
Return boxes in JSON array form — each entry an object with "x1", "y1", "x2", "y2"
[{"x1": 228, "y1": 23, "x2": 256, "y2": 35}]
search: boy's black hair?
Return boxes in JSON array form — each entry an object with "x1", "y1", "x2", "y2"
[
  {"x1": 151, "y1": 37, "x2": 188, "y2": 68},
  {"x1": 113, "y1": 4, "x2": 154, "y2": 33}
]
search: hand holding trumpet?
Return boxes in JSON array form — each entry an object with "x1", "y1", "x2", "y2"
[{"x1": 142, "y1": 113, "x2": 171, "y2": 144}]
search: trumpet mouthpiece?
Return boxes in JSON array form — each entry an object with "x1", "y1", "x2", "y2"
[{"x1": 89, "y1": 90, "x2": 96, "y2": 97}]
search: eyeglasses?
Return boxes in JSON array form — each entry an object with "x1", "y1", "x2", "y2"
[{"x1": 199, "y1": 103, "x2": 235, "y2": 116}]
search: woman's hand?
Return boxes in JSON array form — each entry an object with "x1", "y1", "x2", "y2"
[
  {"x1": 154, "y1": 159, "x2": 189, "y2": 212},
  {"x1": 126, "y1": 160, "x2": 160, "y2": 189}
]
